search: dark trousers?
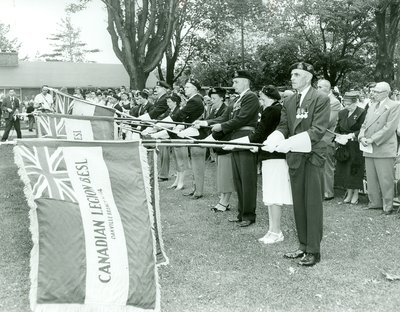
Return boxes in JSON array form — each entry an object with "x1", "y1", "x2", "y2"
[
  {"x1": 1, "y1": 118, "x2": 21, "y2": 141},
  {"x1": 231, "y1": 150, "x2": 258, "y2": 222},
  {"x1": 289, "y1": 157, "x2": 324, "y2": 254},
  {"x1": 28, "y1": 116, "x2": 35, "y2": 131}
]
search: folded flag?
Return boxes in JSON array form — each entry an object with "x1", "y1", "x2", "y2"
[
  {"x1": 14, "y1": 140, "x2": 160, "y2": 312},
  {"x1": 36, "y1": 113, "x2": 115, "y2": 140}
]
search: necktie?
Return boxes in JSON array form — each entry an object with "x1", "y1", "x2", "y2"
[{"x1": 296, "y1": 93, "x2": 302, "y2": 108}]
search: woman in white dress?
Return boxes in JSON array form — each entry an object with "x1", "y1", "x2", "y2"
[{"x1": 249, "y1": 85, "x2": 293, "y2": 244}]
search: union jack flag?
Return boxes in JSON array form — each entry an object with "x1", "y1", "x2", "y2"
[
  {"x1": 18, "y1": 145, "x2": 77, "y2": 202},
  {"x1": 54, "y1": 92, "x2": 74, "y2": 114},
  {"x1": 37, "y1": 114, "x2": 67, "y2": 139}
]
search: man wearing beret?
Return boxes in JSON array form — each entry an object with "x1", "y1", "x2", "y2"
[
  {"x1": 267, "y1": 62, "x2": 330, "y2": 266},
  {"x1": 149, "y1": 81, "x2": 172, "y2": 182},
  {"x1": 180, "y1": 78, "x2": 207, "y2": 199},
  {"x1": 195, "y1": 70, "x2": 260, "y2": 226}
]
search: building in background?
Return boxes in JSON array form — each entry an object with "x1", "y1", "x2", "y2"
[{"x1": 0, "y1": 52, "x2": 157, "y2": 100}]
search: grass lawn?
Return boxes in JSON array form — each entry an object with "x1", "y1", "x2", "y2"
[{"x1": 1, "y1": 144, "x2": 400, "y2": 312}]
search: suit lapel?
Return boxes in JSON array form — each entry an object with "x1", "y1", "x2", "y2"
[{"x1": 293, "y1": 88, "x2": 313, "y2": 132}]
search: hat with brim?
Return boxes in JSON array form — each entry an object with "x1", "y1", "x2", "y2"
[
  {"x1": 208, "y1": 87, "x2": 226, "y2": 98},
  {"x1": 343, "y1": 91, "x2": 360, "y2": 102},
  {"x1": 290, "y1": 62, "x2": 316, "y2": 77}
]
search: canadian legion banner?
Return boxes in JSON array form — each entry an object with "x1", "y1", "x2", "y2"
[{"x1": 14, "y1": 139, "x2": 160, "y2": 312}]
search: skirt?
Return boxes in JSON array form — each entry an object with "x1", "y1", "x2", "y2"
[
  {"x1": 217, "y1": 154, "x2": 235, "y2": 193},
  {"x1": 173, "y1": 147, "x2": 190, "y2": 172},
  {"x1": 262, "y1": 159, "x2": 293, "y2": 206}
]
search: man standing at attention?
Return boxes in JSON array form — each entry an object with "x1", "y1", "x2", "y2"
[
  {"x1": 268, "y1": 63, "x2": 330, "y2": 266},
  {"x1": 359, "y1": 82, "x2": 400, "y2": 215},
  {"x1": 195, "y1": 70, "x2": 260, "y2": 227},
  {"x1": 1, "y1": 89, "x2": 22, "y2": 142},
  {"x1": 317, "y1": 79, "x2": 342, "y2": 200},
  {"x1": 149, "y1": 81, "x2": 172, "y2": 182}
]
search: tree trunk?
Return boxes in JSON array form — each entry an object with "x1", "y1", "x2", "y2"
[{"x1": 374, "y1": 2, "x2": 400, "y2": 83}]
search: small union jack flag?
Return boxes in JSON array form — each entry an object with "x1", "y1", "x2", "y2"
[
  {"x1": 54, "y1": 92, "x2": 74, "y2": 114},
  {"x1": 37, "y1": 114, "x2": 67, "y2": 139},
  {"x1": 18, "y1": 145, "x2": 77, "y2": 202}
]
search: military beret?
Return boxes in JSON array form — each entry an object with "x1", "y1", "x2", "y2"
[
  {"x1": 261, "y1": 85, "x2": 281, "y2": 101},
  {"x1": 187, "y1": 77, "x2": 201, "y2": 90},
  {"x1": 208, "y1": 87, "x2": 226, "y2": 97},
  {"x1": 165, "y1": 92, "x2": 181, "y2": 104},
  {"x1": 290, "y1": 62, "x2": 316, "y2": 76},
  {"x1": 232, "y1": 70, "x2": 253, "y2": 81},
  {"x1": 156, "y1": 80, "x2": 171, "y2": 89}
]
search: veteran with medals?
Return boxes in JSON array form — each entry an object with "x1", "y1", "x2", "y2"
[
  {"x1": 266, "y1": 62, "x2": 330, "y2": 266},
  {"x1": 195, "y1": 70, "x2": 260, "y2": 226}
]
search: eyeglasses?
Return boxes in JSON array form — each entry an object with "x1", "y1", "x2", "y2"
[{"x1": 371, "y1": 90, "x2": 387, "y2": 93}]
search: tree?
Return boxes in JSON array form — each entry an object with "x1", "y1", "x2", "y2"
[
  {"x1": 40, "y1": 15, "x2": 100, "y2": 62},
  {"x1": 373, "y1": 0, "x2": 400, "y2": 83},
  {"x1": 0, "y1": 23, "x2": 20, "y2": 52},
  {"x1": 68, "y1": 0, "x2": 179, "y2": 89}
]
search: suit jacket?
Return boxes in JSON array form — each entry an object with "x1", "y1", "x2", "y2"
[
  {"x1": 335, "y1": 106, "x2": 366, "y2": 137},
  {"x1": 130, "y1": 101, "x2": 153, "y2": 117},
  {"x1": 358, "y1": 97, "x2": 400, "y2": 158},
  {"x1": 208, "y1": 90, "x2": 259, "y2": 140},
  {"x1": 149, "y1": 94, "x2": 169, "y2": 120},
  {"x1": 175, "y1": 93, "x2": 204, "y2": 123},
  {"x1": 2, "y1": 96, "x2": 20, "y2": 120},
  {"x1": 208, "y1": 103, "x2": 227, "y2": 120},
  {"x1": 321, "y1": 93, "x2": 342, "y2": 145},
  {"x1": 276, "y1": 87, "x2": 330, "y2": 169}
]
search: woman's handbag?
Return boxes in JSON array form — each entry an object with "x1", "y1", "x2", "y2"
[{"x1": 334, "y1": 144, "x2": 350, "y2": 162}]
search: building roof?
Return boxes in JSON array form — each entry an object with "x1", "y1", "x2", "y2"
[{"x1": 0, "y1": 61, "x2": 157, "y2": 89}]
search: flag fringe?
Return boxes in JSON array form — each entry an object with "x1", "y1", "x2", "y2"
[
  {"x1": 13, "y1": 145, "x2": 40, "y2": 312},
  {"x1": 138, "y1": 145, "x2": 161, "y2": 312},
  {"x1": 151, "y1": 150, "x2": 169, "y2": 266}
]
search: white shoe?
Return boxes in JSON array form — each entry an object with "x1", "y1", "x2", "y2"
[
  {"x1": 262, "y1": 231, "x2": 284, "y2": 244},
  {"x1": 258, "y1": 231, "x2": 272, "y2": 243}
]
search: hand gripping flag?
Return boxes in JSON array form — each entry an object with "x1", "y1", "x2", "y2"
[
  {"x1": 36, "y1": 114, "x2": 115, "y2": 140},
  {"x1": 14, "y1": 140, "x2": 160, "y2": 312}
]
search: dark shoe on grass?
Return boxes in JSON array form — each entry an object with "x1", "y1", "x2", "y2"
[
  {"x1": 298, "y1": 253, "x2": 321, "y2": 266},
  {"x1": 284, "y1": 250, "x2": 305, "y2": 259}
]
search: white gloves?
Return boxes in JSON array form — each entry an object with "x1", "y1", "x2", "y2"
[
  {"x1": 261, "y1": 130, "x2": 285, "y2": 152},
  {"x1": 150, "y1": 130, "x2": 169, "y2": 139},
  {"x1": 334, "y1": 133, "x2": 353, "y2": 145},
  {"x1": 222, "y1": 136, "x2": 258, "y2": 152},
  {"x1": 177, "y1": 127, "x2": 200, "y2": 138},
  {"x1": 193, "y1": 120, "x2": 208, "y2": 129},
  {"x1": 155, "y1": 116, "x2": 175, "y2": 129},
  {"x1": 262, "y1": 131, "x2": 312, "y2": 153}
]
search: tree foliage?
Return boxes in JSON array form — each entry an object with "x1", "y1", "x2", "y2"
[
  {"x1": 0, "y1": 23, "x2": 20, "y2": 52},
  {"x1": 40, "y1": 16, "x2": 100, "y2": 62}
]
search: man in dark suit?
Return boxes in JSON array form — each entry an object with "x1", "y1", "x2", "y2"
[
  {"x1": 271, "y1": 62, "x2": 330, "y2": 266},
  {"x1": 1, "y1": 89, "x2": 22, "y2": 142},
  {"x1": 149, "y1": 81, "x2": 171, "y2": 182},
  {"x1": 195, "y1": 70, "x2": 260, "y2": 226}
]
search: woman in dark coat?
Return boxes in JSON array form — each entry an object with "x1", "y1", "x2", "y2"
[
  {"x1": 334, "y1": 91, "x2": 367, "y2": 204},
  {"x1": 249, "y1": 85, "x2": 293, "y2": 244}
]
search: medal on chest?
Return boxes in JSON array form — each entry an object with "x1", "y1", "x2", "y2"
[{"x1": 296, "y1": 107, "x2": 308, "y2": 119}]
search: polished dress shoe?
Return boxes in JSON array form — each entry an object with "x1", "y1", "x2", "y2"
[
  {"x1": 298, "y1": 253, "x2": 321, "y2": 266},
  {"x1": 363, "y1": 205, "x2": 383, "y2": 210},
  {"x1": 237, "y1": 220, "x2": 254, "y2": 227},
  {"x1": 382, "y1": 210, "x2": 394, "y2": 215},
  {"x1": 283, "y1": 249, "x2": 305, "y2": 259},
  {"x1": 158, "y1": 177, "x2": 169, "y2": 182},
  {"x1": 228, "y1": 217, "x2": 241, "y2": 222},
  {"x1": 191, "y1": 194, "x2": 203, "y2": 200},
  {"x1": 324, "y1": 196, "x2": 334, "y2": 201},
  {"x1": 183, "y1": 191, "x2": 195, "y2": 196}
]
